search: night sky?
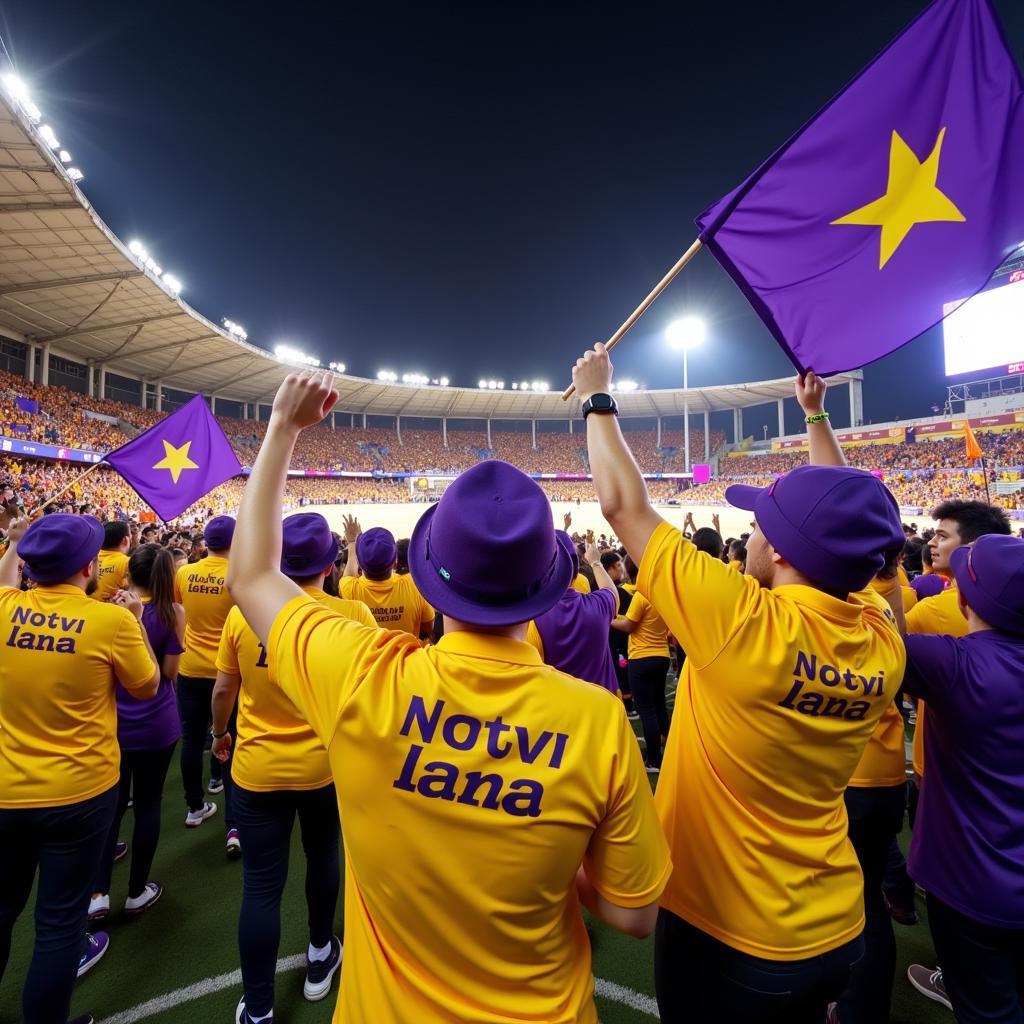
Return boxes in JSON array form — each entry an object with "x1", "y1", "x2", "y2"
[{"x1": 2, "y1": 1, "x2": 1023, "y2": 432}]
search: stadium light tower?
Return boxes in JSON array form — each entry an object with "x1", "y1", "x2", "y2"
[{"x1": 666, "y1": 317, "x2": 706, "y2": 473}]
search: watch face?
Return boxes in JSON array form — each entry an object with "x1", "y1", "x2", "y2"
[{"x1": 590, "y1": 394, "x2": 614, "y2": 411}]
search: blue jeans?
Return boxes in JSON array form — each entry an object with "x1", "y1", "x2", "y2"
[
  {"x1": 0, "y1": 785, "x2": 118, "y2": 1024},
  {"x1": 233, "y1": 783, "x2": 341, "y2": 1016},
  {"x1": 655, "y1": 908, "x2": 864, "y2": 1023},
  {"x1": 928, "y1": 893, "x2": 1024, "y2": 1023}
]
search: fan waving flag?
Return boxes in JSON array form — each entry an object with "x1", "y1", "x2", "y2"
[
  {"x1": 105, "y1": 395, "x2": 242, "y2": 521},
  {"x1": 696, "y1": 0, "x2": 1024, "y2": 376},
  {"x1": 964, "y1": 420, "x2": 984, "y2": 464}
]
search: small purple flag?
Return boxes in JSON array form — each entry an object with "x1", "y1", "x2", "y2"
[
  {"x1": 696, "y1": 0, "x2": 1024, "y2": 375},
  {"x1": 15, "y1": 396, "x2": 39, "y2": 415},
  {"x1": 105, "y1": 395, "x2": 242, "y2": 521}
]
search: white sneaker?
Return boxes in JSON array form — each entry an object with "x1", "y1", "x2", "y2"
[
  {"x1": 124, "y1": 881, "x2": 163, "y2": 917},
  {"x1": 88, "y1": 893, "x2": 109, "y2": 922},
  {"x1": 185, "y1": 801, "x2": 218, "y2": 827}
]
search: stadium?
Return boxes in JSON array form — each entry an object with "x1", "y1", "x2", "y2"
[{"x1": 3, "y1": 5, "x2": 1024, "y2": 1024}]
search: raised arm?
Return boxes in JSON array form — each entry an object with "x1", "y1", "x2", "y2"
[
  {"x1": 0, "y1": 516, "x2": 28, "y2": 589},
  {"x1": 797, "y1": 371, "x2": 846, "y2": 468},
  {"x1": 341, "y1": 515, "x2": 361, "y2": 578},
  {"x1": 573, "y1": 344, "x2": 665, "y2": 565},
  {"x1": 228, "y1": 371, "x2": 339, "y2": 645},
  {"x1": 585, "y1": 539, "x2": 616, "y2": 596}
]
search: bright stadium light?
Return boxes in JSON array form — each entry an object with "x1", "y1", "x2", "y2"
[
  {"x1": 666, "y1": 316, "x2": 707, "y2": 351},
  {"x1": 401, "y1": 372, "x2": 429, "y2": 385},
  {"x1": 58, "y1": 149, "x2": 72, "y2": 163},
  {"x1": 615, "y1": 379, "x2": 639, "y2": 392},
  {"x1": 277, "y1": 345, "x2": 321, "y2": 368},
  {"x1": 66, "y1": 167, "x2": 84, "y2": 182},
  {"x1": 329, "y1": 361, "x2": 346, "y2": 372},
  {"x1": 488, "y1": 379, "x2": 498, "y2": 389},
  {"x1": 478, "y1": 379, "x2": 487, "y2": 389},
  {"x1": 129, "y1": 239, "x2": 146, "y2": 257},
  {"x1": 532, "y1": 380, "x2": 549, "y2": 392},
  {"x1": 223, "y1": 318, "x2": 248, "y2": 341},
  {"x1": 161, "y1": 273, "x2": 182, "y2": 295},
  {"x1": 1, "y1": 73, "x2": 31, "y2": 107},
  {"x1": 38, "y1": 124, "x2": 59, "y2": 149},
  {"x1": 377, "y1": 369, "x2": 398, "y2": 382}
]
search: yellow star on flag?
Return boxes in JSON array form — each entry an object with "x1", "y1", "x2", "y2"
[
  {"x1": 831, "y1": 127, "x2": 966, "y2": 269},
  {"x1": 152, "y1": 439, "x2": 199, "y2": 484}
]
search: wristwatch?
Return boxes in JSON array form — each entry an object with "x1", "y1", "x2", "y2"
[{"x1": 581, "y1": 393, "x2": 618, "y2": 418}]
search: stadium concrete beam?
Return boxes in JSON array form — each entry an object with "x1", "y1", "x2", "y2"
[
  {"x1": 35, "y1": 310, "x2": 189, "y2": 343},
  {"x1": 0, "y1": 201, "x2": 83, "y2": 213},
  {"x1": 58, "y1": 278, "x2": 126, "y2": 339},
  {"x1": 0, "y1": 271, "x2": 144, "y2": 296}
]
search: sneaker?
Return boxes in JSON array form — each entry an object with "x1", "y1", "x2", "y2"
[
  {"x1": 77, "y1": 932, "x2": 109, "y2": 978},
  {"x1": 627, "y1": 711, "x2": 640, "y2": 721},
  {"x1": 235, "y1": 997, "x2": 270, "y2": 1023},
  {"x1": 304, "y1": 935, "x2": 342, "y2": 1001},
  {"x1": 907, "y1": 965, "x2": 951, "y2": 1010},
  {"x1": 226, "y1": 828, "x2": 242, "y2": 860},
  {"x1": 113, "y1": 840, "x2": 129, "y2": 863},
  {"x1": 185, "y1": 801, "x2": 218, "y2": 828},
  {"x1": 646, "y1": 765, "x2": 661, "y2": 774},
  {"x1": 69, "y1": 1016, "x2": 95, "y2": 1024},
  {"x1": 88, "y1": 893, "x2": 110, "y2": 923},
  {"x1": 208, "y1": 777, "x2": 224, "y2": 794},
  {"x1": 125, "y1": 881, "x2": 163, "y2": 917},
  {"x1": 826, "y1": 1004, "x2": 840, "y2": 1024},
  {"x1": 883, "y1": 890, "x2": 919, "y2": 926}
]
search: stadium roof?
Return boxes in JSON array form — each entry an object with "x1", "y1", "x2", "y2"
[{"x1": 0, "y1": 85, "x2": 861, "y2": 420}]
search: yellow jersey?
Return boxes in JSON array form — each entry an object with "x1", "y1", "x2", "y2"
[
  {"x1": 217, "y1": 587, "x2": 376, "y2": 792},
  {"x1": 905, "y1": 584, "x2": 967, "y2": 777},
  {"x1": 268, "y1": 599, "x2": 670, "y2": 1023},
  {"x1": 624, "y1": 592, "x2": 670, "y2": 660},
  {"x1": 0, "y1": 583, "x2": 156, "y2": 807},
  {"x1": 570, "y1": 573, "x2": 591, "y2": 594},
  {"x1": 92, "y1": 548, "x2": 129, "y2": 602},
  {"x1": 175, "y1": 555, "x2": 234, "y2": 678},
  {"x1": 638, "y1": 521, "x2": 905, "y2": 959},
  {"x1": 339, "y1": 572, "x2": 434, "y2": 638}
]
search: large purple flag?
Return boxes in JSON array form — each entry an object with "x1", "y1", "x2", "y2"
[
  {"x1": 105, "y1": 395, "x2": 242, "y2": 521},
  {"x1": 696, "y1": 0, "x2": 1024, "y2": 375}
]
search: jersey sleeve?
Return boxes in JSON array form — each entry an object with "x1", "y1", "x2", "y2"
[
  {"x1": 637, "y1": 520, "x2": 757, "y2": 670},
  {"x1": 902, "y1": 633, "x2": 960, "y2": 706},
  {"x1": 584, "y1": 706, "x2": 672, "y2": 908},
  {"x1": 625, "y1": 592, "x2": 647, "y2": 624},
  {"x1": 112, "y1": 610, "x2": 158, "y2": 694},
  {"x1": 338, "y1": 575, "x2": 357, "y2": 600},
  {"x1": 586, "y1": 588, "x2": 617, "y2": 622},
  {"x1": 215, "y1": 608, "x2": 241, "y2": 676},
  {"x1": 268, "y1": 594, "x2": 420, "y2": 748}
]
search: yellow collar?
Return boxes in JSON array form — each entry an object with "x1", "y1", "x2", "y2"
[{"x1": 436, "y1": 631, "x2": 543, "y2": 666}]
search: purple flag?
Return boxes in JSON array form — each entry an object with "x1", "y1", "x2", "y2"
[
  {"x1": 15, "y1": 396, "x2": 39, "y2": 415},
  {"x1": 105, "y1": 395, "x2": 242, "y2": 521},
  {"x1": 696, "y1": 0, "x2": 1024, "y2": 375}
]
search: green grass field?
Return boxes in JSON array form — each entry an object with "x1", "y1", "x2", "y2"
[{"x1": 1, "y1": 675, "x2": 950, "y2": 1024}]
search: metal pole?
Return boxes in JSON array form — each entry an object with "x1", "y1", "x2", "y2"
[
  {"x1": 532, "y1": 419, "x2": 537, "y2": 450},
  {"x1": 704, "y1": 410, "x2": 710, "y2": 461},
  {"x1": 683, "y1": 349, "x2": 691, "y2": 473}
]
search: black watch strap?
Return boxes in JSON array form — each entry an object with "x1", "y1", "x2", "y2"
[{"x1": 581, "y1": 393, "x2": 618, "y2": 418}]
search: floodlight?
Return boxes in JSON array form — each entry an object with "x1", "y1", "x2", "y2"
[
  {"x1": 329, "y1": 361, "x2": 346, "y2": 373},
  {"x1": 438, "y1": 377, "x2": 450, "y2": 386},
  {"x1": 478, "y1": 379, "x2": 487, "y2": 389},
  {"x1": 39, "y1": 125, "x2": 59, "y2": 149},
  {"x1": 0, "y1": 74, "x2": 30, "y2": 106},
  {"x1": 59, "y1": 149, "x2": 72, "y2": 163},
  {"x1": 277, "y1": 345, "x2": 321, "y2": 368},
  {"x1": 66, "y1": 167, "x2": 84, "y2": 182},
  {"x1": 128, "y1": 239, "x2": 146, "y2": 257},
  {"x1": 223, "y1": 319, "x2": 248, "y2": 341},
  {"x1": 497, "y1": 381, "x2": 505, "y2": 389},
  {"x1": 615, "y1": 379, "x2": 638, "y2": 392},
  {"x1": 533, "y1": 381, "x2": 549, "y2": 392},
  {"x1": 488, "y1": 379, "x2": 497, "y2": 389},
  {"x1": 666, "y1": 317, "x2": 707, "y2": 350},
  {"x1": 161, "y1": 274, "x2": 182, "y2": 294}
]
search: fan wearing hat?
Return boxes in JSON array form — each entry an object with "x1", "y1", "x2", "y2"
[
  {"x1": 91, "y1": 519, "x2": 131, "y2": 602},
  {"x1": 573, "y1": 344, "x2": 906, "y2": 1023},
  {"x1": 0, "y1": 515, "x2": 159, "y2": 1024},
  {"x1": 524, "y1": 531, "x2": 620, "y2": 693},
  {"x1": 340, "y1": 520, "x2": 435, "y2": 640},
  {"x1": 899, "y1": 534, "x2": 1024, "y2": 1021},
  {"x1": 173, "y1": 514, "x2": 238, "y2": 840},
  {"x1": 228, "y1": 371, "x2": 670, "y2": 1024},
  {"x1": 211, "y1": 513, "x2": 374, "y2": 1023}
]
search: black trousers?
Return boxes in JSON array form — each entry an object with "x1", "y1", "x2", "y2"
[
  {"x1": 838, "y1": 783, "x2": 906, "y2": 1024},
  {"x1": 928, "y1": 893, "x2": 1024, "y2": 1023},
  {"x1": 95, "y1": 742, "x2": 176, "y2": 898},
  {"x1": 629, "y1": 656, "x2": 670, "y2": 769},
  {"x1": 655, "y1": 908, "x2": 864, "y2": 1024},
  {"x1": 0, "y1": 785, "x2": 118, "y2": 1024},
  {"x1": 233, "y1": 783, "x2": 341, "y2": 1017},
  {"x1": 177, "y1": 674, "x2": 236, "y2": 824}
]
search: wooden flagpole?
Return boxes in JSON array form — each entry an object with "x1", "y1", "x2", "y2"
[
  {"x1": 560, "y1": 237, "x2": 704, "y2": 401},
  {"x1": 35, "y1": 460, "x2": 107, "y2": 514},
  {"x1": 981, "y1": 455, "x2": 992, "y2": 505}
]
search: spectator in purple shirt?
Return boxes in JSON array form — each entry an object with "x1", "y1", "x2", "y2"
[
  {"x1": 901, "y1": 533, "x2": 1024, "y2": 1023},
  {"x1": 525, "y1": 532, "x2": 620, "y2": 694},
  {"x1": 90, "y1": 544, "x2": 185, "y2": 921}
]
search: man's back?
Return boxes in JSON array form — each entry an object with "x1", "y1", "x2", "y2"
[
  {"x1": 339, "y1": 572, "x2": 432, "y2": 637},
  {"x1": 528, "y1": 589, "x2": 618, "y2": 692},
  {"x1": 640, "y1": 522, "x2": 904, "y2": 958},
  {"x1": 268, "y1": 597, "x2": 669, "y2": 1023},
  {"x1": 175, "y1": 553, "x2": 234, "y2": 677}
]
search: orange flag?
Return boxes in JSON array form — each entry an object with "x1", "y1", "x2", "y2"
[{"x1": 964, "y1": 420, "x2": 983, "y2": 463}]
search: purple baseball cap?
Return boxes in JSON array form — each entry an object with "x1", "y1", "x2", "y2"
[
  {"x1": 725, "y1": 465, "x2": 904, "y2": 594},
  {"x1": 408, "y1": 460, "x2": 575, "y2": 626},
  {"x1": 204, "y1": 515, "x2": 235, "y2": 551},
  {"x1": 555, "y1": 530, "x2": 580, "y2": 579},
  {"x1": 950, "y1": 535, "x2": 1024, "y2": 635},
  {"x1": 356, "y1": 527, "x2": 398, "y2": 576},
  {"x1": 281, "y1": 513, "x2": 339, "y2": 579},
  {"x1": 19, "y1": 513, "x2": 104, "y2": 584}
]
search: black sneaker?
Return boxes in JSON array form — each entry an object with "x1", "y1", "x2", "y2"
[{"x1": 303, "y1": 935, "x2": 342, "y2": 1001}]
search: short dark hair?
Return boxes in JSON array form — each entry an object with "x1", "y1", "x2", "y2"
[
  {"x1": 103, "y1": 520, "x2": 130, "y2": 549},
  {"x1": 692, "y1": 527, "x2": 724, "y2": 559},
  {"x1": 600, "y1": 550, "x2": 622, "y2": 570},
  {"x1": 929, "y1": 500, "x2": 1011, "y2": 544}
]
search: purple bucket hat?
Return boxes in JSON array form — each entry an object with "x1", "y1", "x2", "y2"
[
  {"x1": 950, "y1": 535, "x2": 1024, "y2": 635},
  {"x1": 356, "y1": 527, "x2": 398, "y2": 576},
  {"x1": 725, "y1": 464, "x2": 904, "y2": 594},
  {"x1": 19, "y1": 514, "x2": 104, "y2": 584},
  {"x1": 204, "y1": 515, "x2": 235, "y2": 551},
  {"x1": 409, "y1": 460, "x2": 575, "y2": 626},
  {"x1": 281, "y1": 513, "x2": 340, "y2": 578}
]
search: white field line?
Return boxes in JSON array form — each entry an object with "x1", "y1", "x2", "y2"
[{"x1": 97, "y1": 949, "x2": 660, "y2": 1022}]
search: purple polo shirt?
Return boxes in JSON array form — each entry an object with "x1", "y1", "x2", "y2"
[
  {"x1": 116, "y1": 602, "x2": 183, "y2": 752},
  {"x1": 532, "y1": 588, "x2": 619, "y2": 693},
  {"x1": 903, "y1": 630, "x2": 1024, "y2": 928}
]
